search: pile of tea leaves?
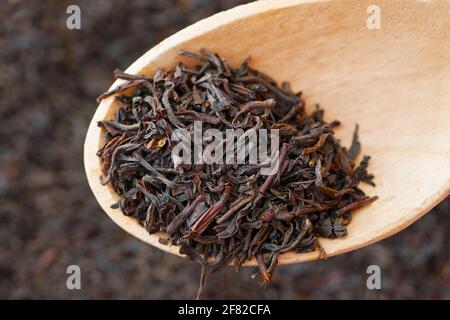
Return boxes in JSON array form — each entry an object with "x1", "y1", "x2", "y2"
[{"x1": 97, "y1": 49, "x2": 377, "y2": 298}]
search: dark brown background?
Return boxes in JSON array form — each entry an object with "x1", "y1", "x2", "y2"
[{"x1": 0, "y1": 0, "x2": 448, "y2": 299}]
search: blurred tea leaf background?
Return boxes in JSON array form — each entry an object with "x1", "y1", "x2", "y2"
[{"x1": 0, "y1": 0, "x2": 448, "y2": 299}]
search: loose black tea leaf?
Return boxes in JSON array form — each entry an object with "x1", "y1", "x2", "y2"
[{"x1": 97, "y1": 49, "x2": 377, "y2": 299}]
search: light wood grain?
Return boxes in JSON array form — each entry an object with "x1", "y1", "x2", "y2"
[{"x1": 84, "y1": 0, "x2": 450, "y2": 266}]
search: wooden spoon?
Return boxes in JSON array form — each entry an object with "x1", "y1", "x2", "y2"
[{"x1": 84, "y1": 0, "x2": 450, "y2": 266}]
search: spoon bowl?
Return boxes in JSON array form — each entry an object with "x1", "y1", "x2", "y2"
[{"x1": 84, "y1": 0, "x2": 450, "y2": 265}]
